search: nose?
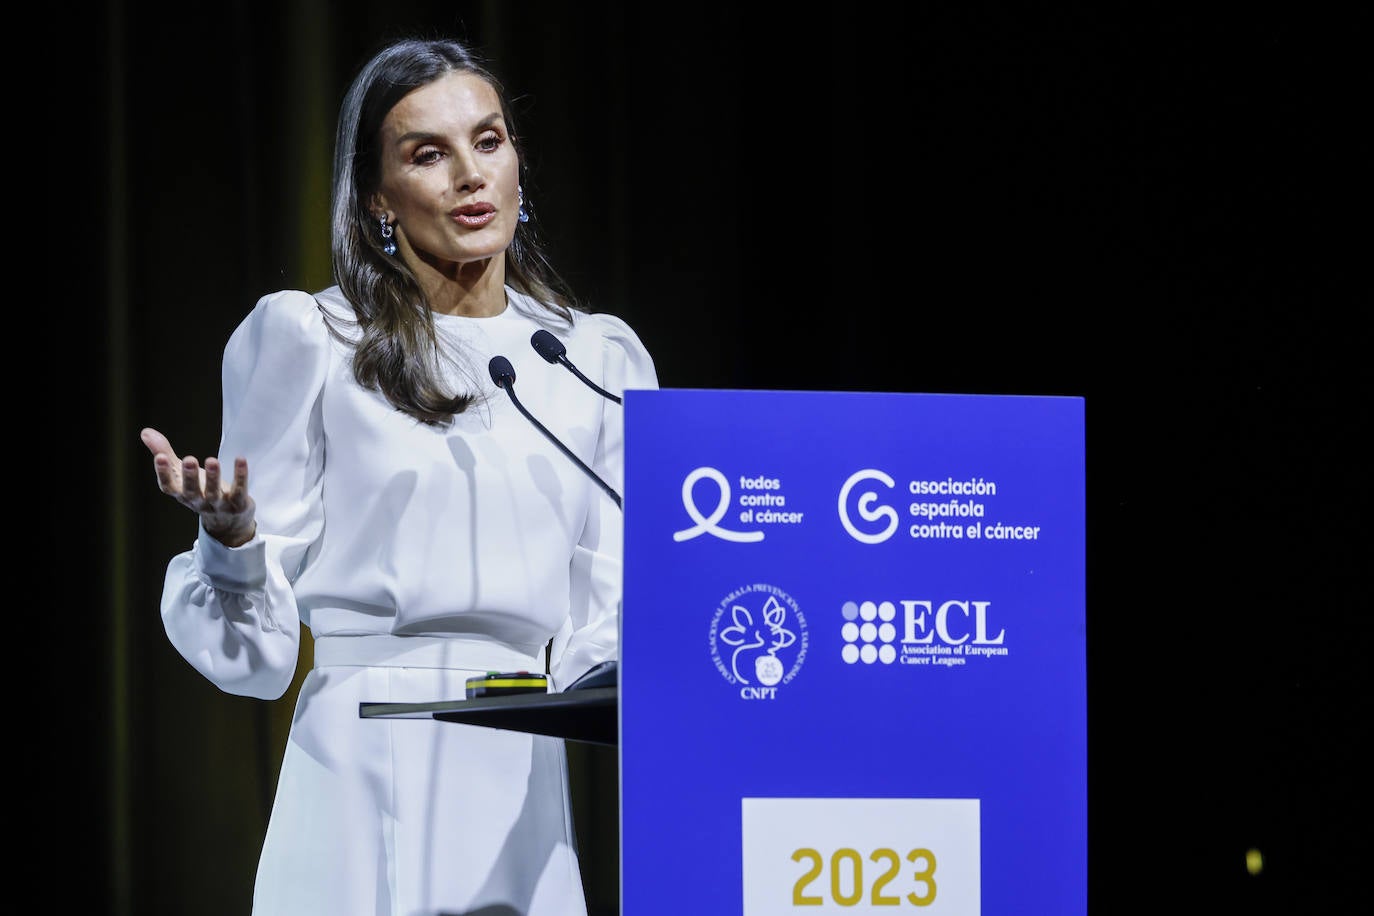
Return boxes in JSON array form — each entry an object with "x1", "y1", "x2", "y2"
[{"x1": 450, "y1": 151, "x2": 485, "y2": 193}]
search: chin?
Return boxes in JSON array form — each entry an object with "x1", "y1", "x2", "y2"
[{"x1": 454, "y1": 228, "x2": 516, "y2": 260}]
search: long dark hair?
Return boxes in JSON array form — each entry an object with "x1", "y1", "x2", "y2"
[{"x1": 329, "y1": 37, "x2": 582, "y2": 425}]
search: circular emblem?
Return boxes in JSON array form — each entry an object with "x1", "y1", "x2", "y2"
[{"x1": 708, "y1": 583, "x2": 809, "y2": 691}]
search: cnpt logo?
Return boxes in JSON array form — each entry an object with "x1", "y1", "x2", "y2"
[
  {"x1": 708, "y1": 584, "x2": 809, "y2": 699},
  {"x1": 838, "y1": 469, "x2": 900, "y2": 543}
]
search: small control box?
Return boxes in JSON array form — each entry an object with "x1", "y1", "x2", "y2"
[{"x1": 465, "y1": 671, "x2": 549, "y2": 699}]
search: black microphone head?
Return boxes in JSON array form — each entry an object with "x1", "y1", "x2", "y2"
[
  {"x1": 530, "y1": 329, "x2": 566, "y2": 363},
  {"x1": 488, "y1": 355, "x2": 516, "y2": 387}
]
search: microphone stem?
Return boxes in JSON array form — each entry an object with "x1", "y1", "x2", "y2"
[
  {"x1": 499, "y1": 381, "x2": 623, "y2": 509},
  {"x1": 560, "y1": 357, "x2": 623, "y2": 404}
]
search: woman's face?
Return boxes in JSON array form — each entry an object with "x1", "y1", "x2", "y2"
[{"x1": 371, "y1": 71, "x2": 521, "y2": 275}]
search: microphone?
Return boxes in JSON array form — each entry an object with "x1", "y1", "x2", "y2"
[
  {"x1": 530, "y1": 329, "x2": 623, "y2": 404},
  {"x1": 488, "y1": 355, "x2": 623, "y2": 509}
]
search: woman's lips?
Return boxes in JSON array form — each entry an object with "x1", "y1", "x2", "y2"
[{"x1": 452, "y1": 204, "x2": 496, "y2": 228}]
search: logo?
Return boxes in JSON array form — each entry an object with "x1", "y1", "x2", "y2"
[
  {"x1": 838, "y1": 469, "x2": 900, "y2": 543},
  {"x1": 840, "y1": 599, "x2": 1009, "y2": 668},
  {"x1": 708, "y1": 584, "x2": 809, "y2": 699},
  {"x1": 840, "y1": 599, "x2": 900, "y2": 664},
  {"x1": 674, "y1": 466, "x2": 765, "y2": 543}
]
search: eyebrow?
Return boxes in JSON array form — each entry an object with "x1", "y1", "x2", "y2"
[{"x1": 393, "y1": 113, "x2": 506, "y2": 146}]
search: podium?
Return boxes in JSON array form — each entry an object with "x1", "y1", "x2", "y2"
[
  {"x1": 359, "y1": 685, "x2": 617, "y2": 745},
  {"x1": 361, "y1": 388, "x2": 1086, "y2": 915}
]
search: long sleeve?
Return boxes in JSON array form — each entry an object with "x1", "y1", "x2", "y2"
[
  {"x1": 550, "y1": 312, "x2": 658, "y2": 687},
  {"x1": 159, "y1": 290, "x2": 331, "y2": 700}
]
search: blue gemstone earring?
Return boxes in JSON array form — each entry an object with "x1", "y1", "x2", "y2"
[
  {"x1": 518, "y1": 185, "x2": 530, "y2": 223},
  {"x1": 379, "y1": 216, "x2": 397, "y2": 256}
]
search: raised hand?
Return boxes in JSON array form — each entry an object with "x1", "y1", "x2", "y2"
[{"x1": 140, "y1": 427, "x2": 257, "y2": 548}]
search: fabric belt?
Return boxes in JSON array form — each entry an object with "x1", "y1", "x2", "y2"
[{"x1": 313, "y1": 635, "x2": 544, "y2": 672}]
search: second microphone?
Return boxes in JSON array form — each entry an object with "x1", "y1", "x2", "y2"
[{"x1": 488, "y1": 354, "x2": 623, "y2": 509}]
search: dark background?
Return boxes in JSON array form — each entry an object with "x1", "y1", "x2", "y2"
[{"x1": 43, "y1": 1, "x2": 1361, "y2": 913}]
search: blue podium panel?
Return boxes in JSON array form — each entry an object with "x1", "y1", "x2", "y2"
[{"x1": 620, "y1": 389, "x2": 1086, "y2": 916}]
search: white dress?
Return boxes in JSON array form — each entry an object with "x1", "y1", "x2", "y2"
[{"x1": 157, "y1": 285, "x2": 657, "y2": 916}]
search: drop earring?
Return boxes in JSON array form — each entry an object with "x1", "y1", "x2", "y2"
[
  {"x1": 517, "y1": 185, "x2": 530, "y2": 223},
  {"x1": 379, "y1": 216, "x2": 397, "y2": 256}
]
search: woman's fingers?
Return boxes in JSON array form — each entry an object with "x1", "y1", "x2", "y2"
[
  {"x1": 181, "y1": 455, "x2": 203, "y2": 501},
  {"x1": 201, "y1": 456, "x2": 253, "y2": 511},
  {"x1": 151, "y1": 451, "x2": 177, "y2": 493},
  {"x1": 143, "y1": 428, "x2": 253, "y2": 531},
  {"x1": 231, "y1": 456, "x2": 251, "y2": 503},
  {"x1": 197, "y1": 455, "x2": 257, "y2": 546},
  {"x1": 141, "y1": 427, "x2": 180, "y2": 468},
  {"x1": 203, "y1": 456, "x2": 222, "y2": 503},
  {"x1": 143, "y1": 427, "x2": 183, "y2": 495}
]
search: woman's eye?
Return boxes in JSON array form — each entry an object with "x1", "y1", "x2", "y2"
[
  {"x1": 412, "y1": 148, "x2": 443, "y2": 165},
  {"x1": 476, "y1": 133, "x2": 504, "y2": 152}
]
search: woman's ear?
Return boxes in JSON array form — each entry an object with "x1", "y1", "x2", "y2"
[{"x1": 367, "y1": 193, "x2": 390, "y2": 222}]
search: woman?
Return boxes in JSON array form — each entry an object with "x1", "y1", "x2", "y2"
[{"x1": 140, "y1": 36, "x2": 655, "y2": 916}]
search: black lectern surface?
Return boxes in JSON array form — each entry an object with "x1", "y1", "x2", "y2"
[{"x1": 359, "y1": 686, "x2": 617, "y2": 745}]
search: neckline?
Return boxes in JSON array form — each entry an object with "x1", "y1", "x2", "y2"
[
  {"x1": 431, "y1": 301, "x2": 509, "y2": 323},
  {"x1": 430, "y1": 287, "x2": 518, "y2": 323}
]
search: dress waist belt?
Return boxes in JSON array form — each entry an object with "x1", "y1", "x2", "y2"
[{"x1": 313, "y1": 634, "x2": 544, "y2": 672}]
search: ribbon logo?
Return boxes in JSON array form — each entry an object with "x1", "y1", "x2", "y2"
[{"x1": 673, "y1": 466, "x2": 765, "y2": 543}]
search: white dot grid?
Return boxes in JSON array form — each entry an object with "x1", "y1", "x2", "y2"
[{"x1": 842, "y1": 600, "x2": 897, "y2": 664}]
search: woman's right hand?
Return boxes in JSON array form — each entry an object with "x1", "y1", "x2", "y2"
[{"x1": 140, "y1": 427, "x2": 258, "y2": 548}]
